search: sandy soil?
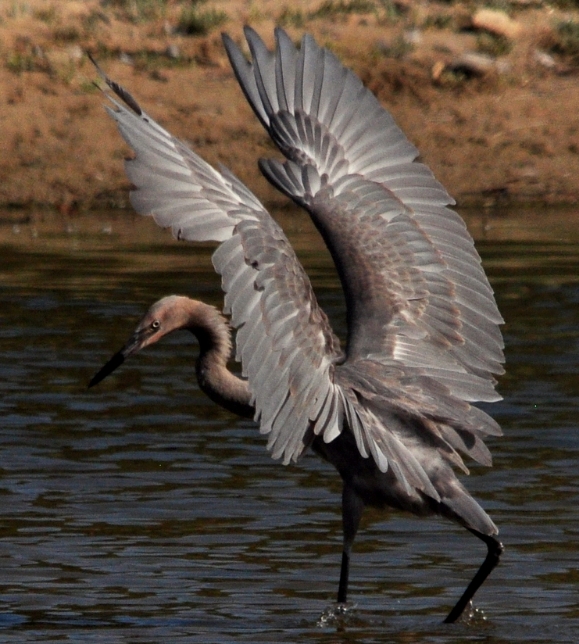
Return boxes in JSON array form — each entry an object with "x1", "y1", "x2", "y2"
[{"x1": 2, "y1": 0, "x2": 579, "y2": 212}]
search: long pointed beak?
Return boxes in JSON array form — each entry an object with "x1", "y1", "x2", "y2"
[{"x1": 88, "y1": 332, "x2": 143, "y2": 388}]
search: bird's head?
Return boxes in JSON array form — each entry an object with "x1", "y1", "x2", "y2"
[{"x1": 88, "y1": 295, "x2": 190, "y2": 388}]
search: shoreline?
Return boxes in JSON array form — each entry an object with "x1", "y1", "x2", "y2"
[{"x1": 2, "y1": 1, "x2": 579, "y2": 211}]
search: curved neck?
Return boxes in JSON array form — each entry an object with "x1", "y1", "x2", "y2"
[{"x1": 182, "y1": 300, "x2": 254, "y2": 419}]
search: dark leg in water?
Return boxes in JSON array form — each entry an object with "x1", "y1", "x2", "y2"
[
  {"x1": 337, "y1": 484, "x2": 364, "y2": 604},
  {"x1": 444, "y1": 529, "x2": 504, "y2": 624}
]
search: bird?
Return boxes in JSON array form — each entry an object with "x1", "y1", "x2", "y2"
[{"x1": 89, "y1": 27, "x2": 505, "y2": 623}]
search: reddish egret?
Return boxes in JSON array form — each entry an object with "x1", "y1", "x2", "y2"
[{"x1": 89, "y1": 27, "x2": 504, "y2": 623}]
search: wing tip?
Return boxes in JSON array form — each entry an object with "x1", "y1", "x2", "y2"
[{"x1": 88, "y1": 53, "x2": 143, "y2": 117}]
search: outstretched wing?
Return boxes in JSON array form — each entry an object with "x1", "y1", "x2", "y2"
[
  {"x1": 223, "y1": 28, "x2": 504, "y2": 407},
  {"x1": 93, "y1": 60, "x2": 344, "y2": 464}
]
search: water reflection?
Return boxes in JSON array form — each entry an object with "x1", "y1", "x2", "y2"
[{"x1": 0, "y1": 206, "x2": 578, "y2": 643}]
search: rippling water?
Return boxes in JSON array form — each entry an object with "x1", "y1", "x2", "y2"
[{"x1": 0, "y1": 207, "x2": 578, "y2": 643}]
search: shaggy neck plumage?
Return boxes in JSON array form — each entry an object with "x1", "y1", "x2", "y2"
[{"x1": 179, "y1": 299, "x2": 254, "y2": 419}]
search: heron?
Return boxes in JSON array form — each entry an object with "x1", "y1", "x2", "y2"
[{"x1": 89, "y1": 27, "x2": 505, "y2": 623}]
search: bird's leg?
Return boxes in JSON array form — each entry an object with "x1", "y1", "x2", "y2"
[
  {"x1": 337, "y1": 484, "x2": 364, "y2": 604},
  {"x1": 444, "y1": 529, "x2": 504, "y2": 624}
]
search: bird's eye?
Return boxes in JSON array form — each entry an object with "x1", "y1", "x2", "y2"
[{"x1": 151, "y1": 320, "x2": 160, "y2": 330}]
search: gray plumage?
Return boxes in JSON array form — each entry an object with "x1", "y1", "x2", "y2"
[{"x1": 89, "y1": 28, "x2": 505, "y2": 623}]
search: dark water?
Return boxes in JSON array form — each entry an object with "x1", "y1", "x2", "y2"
[{"x1": 0, "y1": 207, "x2": 578, "y2": 643}]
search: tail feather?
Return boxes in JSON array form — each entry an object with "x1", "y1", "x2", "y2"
[{"x1": 440, "y1": 490, "x2": 497, "y2": 536}]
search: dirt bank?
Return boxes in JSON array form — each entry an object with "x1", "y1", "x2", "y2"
[{"x1": 2, "y1": 0, "x2": 579, "y2": 211}]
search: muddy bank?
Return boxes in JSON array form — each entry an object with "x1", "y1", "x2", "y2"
[{"x1": 2, "y1": 0, "x2": 579, "y2": 211}]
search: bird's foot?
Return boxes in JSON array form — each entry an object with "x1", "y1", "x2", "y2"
[
  {"x1": 447, "y1": 600, "x2": 488, "y2": 625},
  {"x1": 464, "y1": 602, "x2": 489, "y2": 624},
  {"x1": 317, "y1": 601, "x2": 357, "y2": 628}
]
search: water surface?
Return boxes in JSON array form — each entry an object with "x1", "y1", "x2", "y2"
[{"x1": 0, "y1": 206, "x2": 578, "y2": 643}]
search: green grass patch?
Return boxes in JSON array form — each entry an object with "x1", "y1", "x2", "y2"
[
  {"x1": 476, "y1": 32, "x2": 512, "y2": 57},
  {"x1": 551, "y1": 20, "x2": 579, "y2": 59},
  {"x1": 310, "y1": 0, "x2": 377, "y2": 19},
  {"x1": 100, "y1": 0, "x2": 170, "y2": 23},
  {"x1": 278, "y1": 7, "x2": 306, "y2": 28},
  {"x1": 177, "y1": 2, "x2": 228, "y2": 36}
]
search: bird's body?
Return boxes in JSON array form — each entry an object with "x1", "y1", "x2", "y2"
[{"x1": 90, "y1": 27, "x2": 505, "y2": 623}]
